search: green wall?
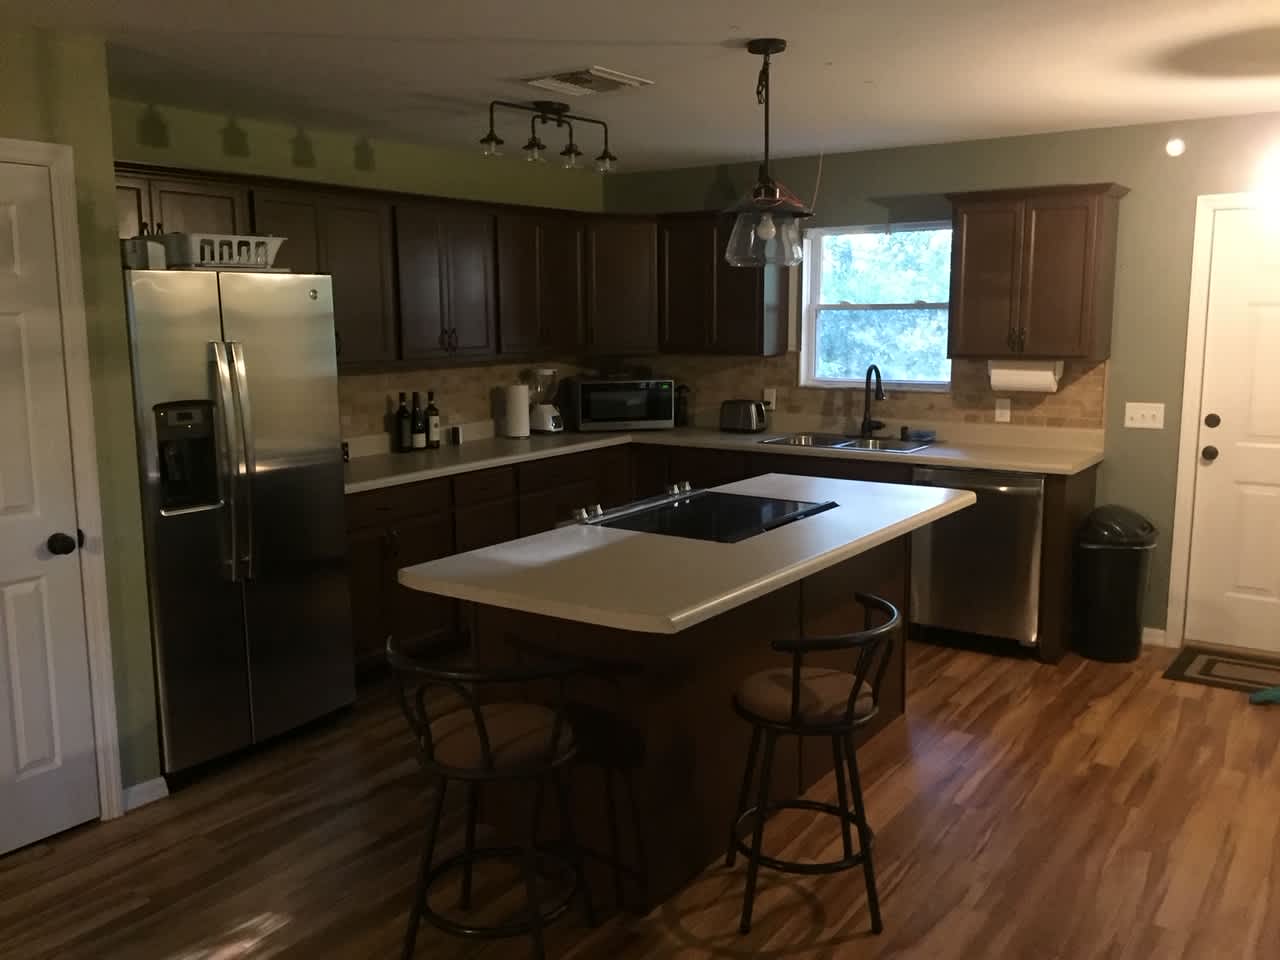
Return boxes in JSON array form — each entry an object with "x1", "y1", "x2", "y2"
[
  {"x1": 0, "y1": 31, "x2": 159, "y2": 785},
  {"x1": 607, "y1": 112, "x2": 1280, "y2": 629},
  {"x1": 111, "y1": 99, "x2": 605, "y2": 212}
]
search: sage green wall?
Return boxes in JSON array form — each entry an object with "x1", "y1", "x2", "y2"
[
  {"x1": 607, "y1": 112, "x2": 1280, "y2": 629},
  {"x1": 0, "y1": 31, "x2": 159, "y2": 786},
  {"x1": 110, "y1": 99, "x2": 605, "y2": 212}
]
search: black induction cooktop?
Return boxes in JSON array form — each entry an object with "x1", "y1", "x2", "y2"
[{"x1": 597, "y1": 490, "x2": 838, "y2": 543}]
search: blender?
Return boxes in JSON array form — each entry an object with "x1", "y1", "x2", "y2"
[{"x1": 528, "y1": 368, "x2": 564, "y2": 433}]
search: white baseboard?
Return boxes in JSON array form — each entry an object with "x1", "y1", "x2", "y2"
[
  {"x1": 1142, "y1": 627, "x2": 1177, "y2": 649},
  {"x1": 121, "y1": 777, "x2": 169, "y2": 812}
]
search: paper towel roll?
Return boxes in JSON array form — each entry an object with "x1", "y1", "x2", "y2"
[
  {"x1": 503, "y1": 384, "x2": 530, "y2": 437},
  {"x1": 988, "y1": 360, "x2": 1065, "y2": 393}
]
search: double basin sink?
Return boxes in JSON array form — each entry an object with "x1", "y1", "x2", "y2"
[{"x1": 760, "y1": 433, "x2": 932, "y2": 453}]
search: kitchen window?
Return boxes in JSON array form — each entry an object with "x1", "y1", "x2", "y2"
[{"x1": 800, "y1": 222, "x2": 953, "y2": 389}]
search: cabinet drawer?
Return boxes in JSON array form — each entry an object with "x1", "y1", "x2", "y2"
[
  {"x1": 453, "y1": 466, "x2": 516, "y2": 506},
  {"x1": 518, "y1": 450, "x2": 608, "y2": 494},
  {"x1": 456, "y1": 499, "x2": 519, "y2": 552},
  {"x1": 346, "y1": 478, "x2": 452, "y2": 529}
]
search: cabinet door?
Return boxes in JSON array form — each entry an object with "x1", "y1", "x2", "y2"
[
  {"x1": 389, "y1": 513, "x2": 457, "y2": 655},
  {"x1": 586, "y1": 219, "x2": 658, "y2": 355},
  {"x1": 320, "y1": 197, "x2": 397, "y2": 367},
  {"x1": 1019, "y1": 193, "x2": 1096, "y2": 358},
  {"x1": 541, "y1": 216, "x2": 585, "y2": 351},
  {"x1": 632, "y1": 445, "x2": 670, "y2": 498},
  {"x1": 948, "y1": 198, "x2": 1024, "y2": 358},
  {"x1": 346, "y1": 524, "x2": 389, "y2": 670},
  {"x1": 252, "y1": 189, "x2": 321, "y2": 274},
  {"x1": 497, "y1": 214, "x2": 541, "y2": 355},
  {"x1": 148, "y1": 178, "x2": 251, "y2": 235},
  {"x1": 116, "y1": 175, "x2": 151, "y2": 239},
  {"x1": 444, "y1": 208, "x2": 497, "y2": 359},
  {"x1": 660, "y1": 218, "x2": 714, "y2": 352},
  {"x1": 396, "y1": 204, "x2": 449, "y2": 361}
]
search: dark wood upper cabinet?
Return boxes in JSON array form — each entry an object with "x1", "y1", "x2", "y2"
[
  {"x1": 947, "y1": 183, "x2": 1125, "y2": 361},
  {"x1": 250, "y1": 188, "x2": 395, "y2": 367},
  {"x1": 397, "y1": 203, "x2": 496, "y2": 362},
  {"x1": 496, "y1": 212, "x2": 586, "y2": 356},
  {"x1": 148, "y1": 177, "x2": 251, "y2": 236},
  {"x1": 116, "y1": 175, "x2": 151, "y2": 239},
  {"x1": 319, "y1": 197, "x2": 397, "y2": 367},
  {"x1": 251, "y1": 189, "x2": 321, "y2": 274},
  {"x1": 660, "y1": 217, "x2": 715, "y2": 353},
  {"x1": 658, "y1": 214, "x2": 789, "y2": 357},
  {"x1": 585, "y1": 218, "x2": 658, "y2": 355}
]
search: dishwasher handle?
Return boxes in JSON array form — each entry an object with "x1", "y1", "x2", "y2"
[{"x1": 912, "y1": 467, "x2": 1045, "y2": 495}]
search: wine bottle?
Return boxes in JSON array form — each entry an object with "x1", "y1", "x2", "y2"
[
  {"x1": 426, "y1": 391, "x2": 441, "y2": 450},
  {"x1": 410, "y1": 392, "x2": 427, "y2": 450},
  {"x1": 394, "y1": 392, "x2": 412, "y2": 453}
]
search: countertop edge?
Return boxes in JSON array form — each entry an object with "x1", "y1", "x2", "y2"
[
  {"x1": 347, "y1": 430, "x2": 1103, "y2": 493},
  {"x1": 396, "y1": 486, "x2": 977, "y2": 634}
]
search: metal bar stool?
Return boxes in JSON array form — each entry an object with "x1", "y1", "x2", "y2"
[
  {"x1": 388, "y1": 636, "x2": 595, "y2": 960},
  {"x1": 725, "y1": 592, "x2": 901, "y2": 936}
]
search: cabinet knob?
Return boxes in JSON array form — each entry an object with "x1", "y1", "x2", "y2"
[{"x1": 1201, "y1": 445, "x2": 1219, "y2": 462}]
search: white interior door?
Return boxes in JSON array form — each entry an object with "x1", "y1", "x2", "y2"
[
  {"x1": 1185, "y1": 205, "x2": 1280, "y2": 654},
  {"x1": 0, "y1": 160, "x2": 99, "y2": 853}
]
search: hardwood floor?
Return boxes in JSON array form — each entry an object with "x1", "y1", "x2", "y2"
[{"x1": 3, "y1": 641, "x2": 1279, "y2": 959}]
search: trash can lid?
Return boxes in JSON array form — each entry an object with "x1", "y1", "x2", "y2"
[{"x1": 1078, "y1": 505, "x2": 1158, "y2": 547}]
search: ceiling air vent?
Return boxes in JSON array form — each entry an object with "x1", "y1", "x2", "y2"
[{"x1": 524, "y1": 66, "x2": 654, "y2": 97}]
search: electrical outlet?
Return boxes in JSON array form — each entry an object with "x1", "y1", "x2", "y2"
[
  {"x1": 762, "y1": 387, "x2": 777, "y2": 411},
  {"x1": 1124, "y1": 402, "x2": 1165, "y2": 429},
  {"x1": 995, "y1": 398, "x2": 1011, "y2": 423}
]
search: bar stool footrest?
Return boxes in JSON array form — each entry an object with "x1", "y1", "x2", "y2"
[
  {"x1": 732, "y1": 799, "x2": 875, "y2": 877},
  {"x1": 421, "y1": 845, "x2": 580, "y2": 939}
]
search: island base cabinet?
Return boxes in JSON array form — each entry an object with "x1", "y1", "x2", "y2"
[{"x1": 466, "y1": 536, "x2": 909, "y2": 911}]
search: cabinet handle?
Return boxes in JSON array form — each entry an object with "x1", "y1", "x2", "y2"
[
  {"x1": 1006, "y1": 328, "x2": 1016, "y2": 352},
  {"x1": 449, "y1": 328, "x2": 458, "y2": 352},
  {"x1": 385, "y1": 527, "x2": 400, "y2": 556},
  {"x1": 1016, "y1": 328, "x2": 1026, "y2": 353}
]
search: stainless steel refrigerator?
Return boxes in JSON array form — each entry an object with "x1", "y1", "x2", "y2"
[{"x1": 125, "y1": 270, "x2": 354, "y2": 774}]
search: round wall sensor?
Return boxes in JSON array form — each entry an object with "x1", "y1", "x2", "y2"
[{"x1": 1165, "y1": 137, "x2": 1187, "y2": 157}]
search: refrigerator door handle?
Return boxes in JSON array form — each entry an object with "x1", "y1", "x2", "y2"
[
  {"x1": 210, "y1": 340, "x2": 239, "y2": 582},
  {"x1": 228, "y1": 340, "x2": 256, "y2": 579}
]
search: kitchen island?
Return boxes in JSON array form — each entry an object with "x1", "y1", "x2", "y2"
[{"x1": 398, "y1": 473, "x2": 974, "y2": 908}]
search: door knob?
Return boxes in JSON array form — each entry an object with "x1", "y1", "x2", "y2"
[
  {"x1": 1201, "y1": 445, "x2": 1219, "y2": 462},
  {"x1": 46, "y1": 532, "x2": 77, "y2": 555}
]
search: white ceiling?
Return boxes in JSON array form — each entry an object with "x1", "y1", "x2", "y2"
[{"x1": 11, "y1": 1, "x2": 1280, "y2": 170}]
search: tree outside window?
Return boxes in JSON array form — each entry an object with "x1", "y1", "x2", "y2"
[{"x1": 803, "y1": 223, "x2": 952, "y2": 388}]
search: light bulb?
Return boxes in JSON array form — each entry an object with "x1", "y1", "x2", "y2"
[
  {"x1": 1165, "y1": 137, "x2": 1186, "y2": 158},
  {"x1": 482, "y1": 141, "x2": 501, "y2": 158},
  {"x1": 525, "y1": 147, "x2": 545, "y2": 164},
  {"x1": 755, "y1": 212, "x2": 777, "y2": 241}
]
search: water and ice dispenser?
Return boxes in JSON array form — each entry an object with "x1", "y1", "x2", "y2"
[{"x1": 153, "y1": 401, "x2": 219, "y2": 511}]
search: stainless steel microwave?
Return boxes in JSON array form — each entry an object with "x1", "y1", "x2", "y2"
[{"x1": 561, "y1": 378, "x2": 675, "y2": 431}]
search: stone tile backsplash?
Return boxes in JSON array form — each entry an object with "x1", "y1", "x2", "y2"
[{"x1": 338, "y1": 354, "x2": 1105, "y2": 439}]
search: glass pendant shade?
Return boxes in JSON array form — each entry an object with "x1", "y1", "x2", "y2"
[{"x1": 724, "y1": 208, "x2": 804, "y2": 267}]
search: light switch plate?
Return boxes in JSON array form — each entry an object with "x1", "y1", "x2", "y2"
[
  {"x1": 1124, "y1": 402, "x2": 1165, "y2": 429},
  {"x1": 995, "y1": 398, "x2": 1011, "y2": 423}
]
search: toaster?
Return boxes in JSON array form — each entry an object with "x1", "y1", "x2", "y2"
[{"x1": 719, "y1": 399, "x2": 768, "y2": 433}]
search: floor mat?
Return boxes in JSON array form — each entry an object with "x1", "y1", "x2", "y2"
[{"x1": 1163, "y1": 646, "x2": 1280, "y2": 693}]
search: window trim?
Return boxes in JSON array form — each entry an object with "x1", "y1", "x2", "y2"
[{"x1": 800, "y1": 220, "x2": 953, "y2": 391}]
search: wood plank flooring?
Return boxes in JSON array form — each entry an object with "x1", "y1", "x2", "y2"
[{"x1": 3, "y1": 641, "x2": 1279, "y2": 959}]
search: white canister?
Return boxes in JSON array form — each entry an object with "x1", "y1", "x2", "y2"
[{"x1": 503, "y1": 384, "x2": 531, "y2": 438}]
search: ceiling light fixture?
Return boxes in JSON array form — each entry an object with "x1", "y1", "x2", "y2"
[
  {"x1": 481, "y1": 100, "x2": 616, "y2": 174},
  {"x1": 1165, "y1": 137, "x2": 1187, "y2": 157},
  {"x1": 725, "y1": 38, "x2": 813, "y2": 268}
]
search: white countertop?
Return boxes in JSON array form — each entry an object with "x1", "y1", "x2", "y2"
[
  {"x1": 345, "y1": 427, "x2": 1102, "y2": 493},
  {"x1": 397, "y1": 473, "x2": 976, "y2": 634}
]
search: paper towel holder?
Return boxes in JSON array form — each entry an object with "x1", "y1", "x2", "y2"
[{"x1": 987, "y1": 360, "x2": 1065, "y2": 393}]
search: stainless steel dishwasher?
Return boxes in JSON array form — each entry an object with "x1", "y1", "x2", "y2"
[{"x1": 911, "y1": 467, "x2": 1045, "y2": 647}]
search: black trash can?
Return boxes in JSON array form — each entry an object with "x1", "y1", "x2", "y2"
[{"x1": 1073, "y1": 506, "x2": 1158, "y2": 662}]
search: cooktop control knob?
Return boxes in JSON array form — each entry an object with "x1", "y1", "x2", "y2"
[
  {"x1": 569, "y1": 507, "x2": 590, "y2": 522},
  {"x1": 666, "y1": 483, "x2": 681, "y2": 495},
  {"x1": 679, "y1": 480, "x2": 693, "y2": 493},
  {"x1": 587, "y1": 504, "x2": 604, "y2": 518}
]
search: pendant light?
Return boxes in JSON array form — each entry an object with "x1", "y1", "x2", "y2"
[{"x1": 725, "y1": 38, "x2": 812, "y2": 268}]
